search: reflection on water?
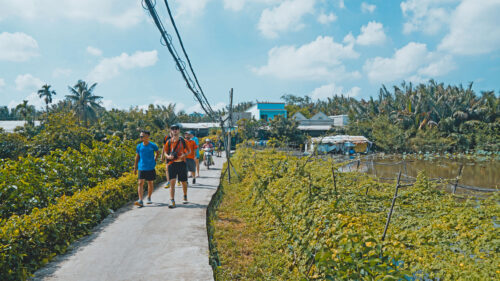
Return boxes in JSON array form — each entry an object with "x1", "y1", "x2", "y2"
[{"x1": 338, "y1": 155, "x2": 499, "y2": 189}]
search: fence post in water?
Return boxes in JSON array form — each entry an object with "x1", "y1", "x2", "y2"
[
  {"x1": 452, "y1": 164, "x2": 464, "y2": 194},
  {"x1": 382, "y1": 170, "x2": 402, "y2": 241},
  {"x1": 356, "y1": 159, "x2": 360, "y2": 171}
]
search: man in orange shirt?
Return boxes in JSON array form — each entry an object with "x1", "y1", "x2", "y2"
[
  {"x1": 184, "y1": 131, "x2": 198, "y2": 184},
  {"x1": 164, "y1": 124, "x2": 191, "y2": 208}
]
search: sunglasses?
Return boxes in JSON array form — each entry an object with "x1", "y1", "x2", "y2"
[{"x1": 171, "y1": 127, "x2": 180, "y2": 130}]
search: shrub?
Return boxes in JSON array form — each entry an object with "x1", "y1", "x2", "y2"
[
  {"x1": 0, "y1": 166, "x2": 165, "y2": 281},
  {"x1": 0, "y1": 137, "x2": 135, "y2": 220}
]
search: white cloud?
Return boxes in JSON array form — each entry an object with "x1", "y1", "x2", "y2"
[
  {"x1": 258, "y1": 0, "x2": 316, "y2": 38},
  {"x1": 223, "y1": 0, "x2": 282, "y2": 11},
  {"x1": 309, "y1": 83, "x2": 361, "y2": 100},
  {"x1": 0, "y1": 0, "x2": 143, "y2": 28},
  {"x1": 356, "y1": 21, "x2": 386, "y2": 46},
  {"x1": 439, "y1": 0, "x2": 500, "y2": 55},
  {"x1": 400, "y1": 0, "x2": 457, "y2": 35},
  {"x1": 346, "y1": 86, "x2": 361, "y2": 97},
  {"x1": 0, "y1": 32, "x2": 39, "y2": 62},
  {"x1": 187, "y1": 102, "x2": 226, "y2": 113},
  {"x1": 417, "y1": 55, "x2": 455, "y2": 77},
  {"x1": 361, "y1": 2, "x2": 376, "y2": 13},
  {"x1": 172, "y1": 0, "x2": 211, "y2": 19},
  {"x1": 0, "y1": 78, "x2": 5, "y2": 88},
  {"x1": 318, "y1": 12, "x2": 337, "y2": 24},
  {"x1": 363, "y1": 42, "x2": 456, "y2": 83},
  {"x1": 52, "y1": 68, "x2": 72, "y2": 78},
  {"x1": 87, "y1": 46, "x2": 102, "y2": 56},
  {"x1": 339, "y1": 0, "x2": 345, "y2": 9},
  {"x1": 223, "y1": 0, "x2": 246, "y2": 11},
  {"x1": 8, "y1": 92, "x2": 58, "y2": 110},
  {"x1": 253, "y1": 36, "x2": 360, "y2": 81},
  {"x1": 342, "y1": 32, "x2": 355, "y2": 45},
  {"x1": 87, "y1": 50, "x2": 158, "y2": 83},
  {"x1": 15, "y1": 74, "x2": 44, "y2": 91}
]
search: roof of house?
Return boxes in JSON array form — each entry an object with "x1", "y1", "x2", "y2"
[
  {"x1": 292, "y1": 112, "x2": 307, "y2": 120},
  {"x1": 311, "y1": 135, "x2": 371, "y2": 144},
  {"x1": 310, "y1": 112, "x2": 329, "y2": 120}
]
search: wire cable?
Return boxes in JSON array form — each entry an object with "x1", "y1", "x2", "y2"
[{"x1": 142, "y1": 0, "x2": 217, "y2": 119}]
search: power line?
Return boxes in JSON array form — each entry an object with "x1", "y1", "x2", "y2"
[{"x1": 142, "y1": 0, "x2": 216, "y2": 120}]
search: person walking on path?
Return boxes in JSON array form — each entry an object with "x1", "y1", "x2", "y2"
[
  {"x1": 216, "y1": 138, "x2": 223, "y2": 157},
  {"x1": 133, "y1": 130, "x2": 160, "y2": 207},
  {"x1": 164, "y1": 124, "x2": 191, "y2": 208},
  {"x1": 189, "y1": 131, "x2": 201, "y2": 178},
  {"x1": 162, "y1": 130, "x2": 173, "y2": 189},
  {"x1": 184, "y1": 131, "x2": 198, "y2": 184}
]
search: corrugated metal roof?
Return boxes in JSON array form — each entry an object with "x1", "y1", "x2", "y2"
[
  {"x1": 311, "y1": 135, "x2": 371, "y2": 144},
  {"x1": 178, "y1": 122, "x2": 220, "y2": 129}
]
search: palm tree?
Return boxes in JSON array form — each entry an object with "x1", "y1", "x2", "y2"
[
  {"x1": 66, "y1": 80, "x2": 103, "y2": 127},
  {"x1": 15, "y1": 100, "x2": 35, "y2": 125},
  {"x1": 37, "y1": 84, "x2": 56, "y2": 113}
]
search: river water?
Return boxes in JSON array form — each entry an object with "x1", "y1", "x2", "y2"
[{"x1": 338, "y1": 154, "x2": 499, "y2": 190}]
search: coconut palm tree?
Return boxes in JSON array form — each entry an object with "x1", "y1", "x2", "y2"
[
  {"x1": 15, "y1": 100, "x2": 35, "y2": 125},
  {"x1": 37, "y1": 84, "x2": 56, "y2": 113},
  {"x1": 66, "y1": 80, "x2": 103, "y2": 127}
]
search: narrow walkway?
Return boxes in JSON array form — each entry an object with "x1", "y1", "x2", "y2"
[{"x1": 32, "y1": 157, "x2": 224, "y2": 281}]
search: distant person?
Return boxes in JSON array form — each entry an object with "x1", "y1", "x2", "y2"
[
  {"x1": 189, "y1": 131, "x2": 200, "y2": 178},
  {"x1": 216, "y1": 138, "x2": 224, "y2": 157},
  {"x1": 133, "y1": 130, "x2": 160, "y2": 207},
  {"x1": 202, "y1": 138, "x2": 214, "y2": 167},
  {"x1": 164, "y1": 124, "x2": 191, "y2": 208},
  {"x1": 184, "y1": 131, "x2": 198, "y2": 184}
]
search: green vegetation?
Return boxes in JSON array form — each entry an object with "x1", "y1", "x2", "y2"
[
  {"x1": 0, "y1": 166, "x2": 166, "y2": 281},
  {"x1": 211, "y1": 148, "x2": 499, "y2": 280},
  {"x1": 282, "y1": 80, "x2": 499, "y2": 153},
  {"x1": 0, "y1": 136, "x2": 134, "y2": 220}
]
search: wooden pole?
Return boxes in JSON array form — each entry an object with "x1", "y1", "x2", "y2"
[
  {"x1": 452, "y1": 163, "x2": 464, "y2": 194},
  {"x1": 332, "y1": 166, "x2": 338, "y2": 200},
  {"x1": 382, "y1": 170, "x2": 402, "y2": 241},
  {"x1": 227, "y1": 88, "x2": 233, "y2": 183}
]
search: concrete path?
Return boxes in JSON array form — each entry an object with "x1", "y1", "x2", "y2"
[{"x1": 32, "y1": 157, "x2": 224, "y2": 281}]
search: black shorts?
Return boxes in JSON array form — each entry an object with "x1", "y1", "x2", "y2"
[
  {"x1": 168, "y1": 162, "x2": 188, "y2": 182},
  {"x1": 186, "y1": 158, "x2": 196, "y2": 172},
  {"x1": 138, "y1": 170, "x2": 156, "y2": 181}
]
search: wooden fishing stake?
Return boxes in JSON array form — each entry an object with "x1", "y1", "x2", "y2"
[
  {"x1": 356, "y1": 159, "x2": 360, "y2": 171},
  {"x1": 332, "y1": 166, "x2": 338, "y2": 200},
  {"x1": 452, "y1": 163, "x2": 464, "y2": 194},
  {"x1": 382, "y1": 170, "x2": 402, "y2": 241},
  {"x1": 226, "y1": 88, "x2": 233, "y2": 183}
]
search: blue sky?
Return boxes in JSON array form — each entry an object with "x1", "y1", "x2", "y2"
[{"x1": 0, "y1": 0, "x2": 499, "y2": 113}]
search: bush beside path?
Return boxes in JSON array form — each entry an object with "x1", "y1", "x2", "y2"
[{"x1": 30, "y1": 160, "x2": 223, "y2": 281}]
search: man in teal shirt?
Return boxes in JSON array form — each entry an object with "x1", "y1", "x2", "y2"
[{"x1": 133, "y1": 130, "x2": 159, "y2": 207}]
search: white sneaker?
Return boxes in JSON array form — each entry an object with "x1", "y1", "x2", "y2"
[{"x1": 146, "y1": 197, "x2": 152, "y2": 204}]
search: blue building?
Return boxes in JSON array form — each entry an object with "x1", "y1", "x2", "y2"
[{"x1": 246, "y1": 102, "x2": 287, "y2": 121}]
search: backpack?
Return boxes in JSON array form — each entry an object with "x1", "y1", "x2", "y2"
[{"x1": 165, "y1": 137, "x2": 187, "y2": 162}]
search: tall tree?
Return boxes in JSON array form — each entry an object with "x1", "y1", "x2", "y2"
[
  {"x1": 66, "y1": 80, "x2": 103, "y2": 127},
  {"x1": 15, "y1": 100, "x2": 35, "y2": 125},
  {"x1": 37, "y1": 84, "x2": 57, "y2": 113}
]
